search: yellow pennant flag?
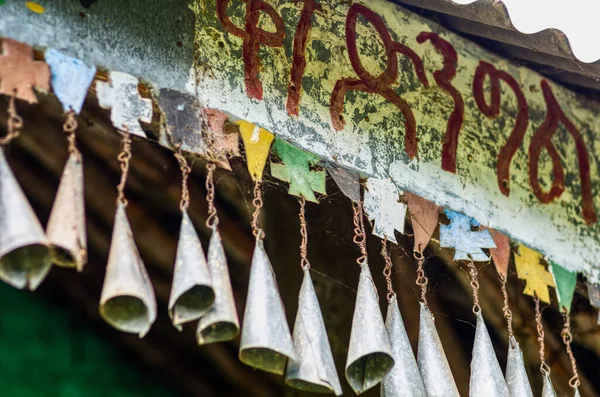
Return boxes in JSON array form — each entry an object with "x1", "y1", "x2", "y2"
[
  {"x1": 238, "y1": 120, "x2": 275, "y2": 182},
  {"x1": 515, "y1": 245, "x2": 555, "y2": 303}
]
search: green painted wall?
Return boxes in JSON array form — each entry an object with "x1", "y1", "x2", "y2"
[{"x1": 0, "y1": 283, "x2": 178, "y2": 397}]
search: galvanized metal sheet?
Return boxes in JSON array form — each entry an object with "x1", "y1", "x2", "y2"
[{"x1": 192, "y1": 0, "x2": 600, "y2": 282}]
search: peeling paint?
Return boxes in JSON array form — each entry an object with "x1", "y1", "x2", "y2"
[{"x1": 193, "y1": 0, "x2": 600, "y2": 282}]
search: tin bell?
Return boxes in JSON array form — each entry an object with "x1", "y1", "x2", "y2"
[
  {"x1": 168, "y1": 210, "x2": 215, "y2": 329},
  {"x1": 574, "y1": 387, "x2": 581, "y2": 397},
  {"x1": 418, "y1": 302, "x2": 460, "y2": 397},
  {"x1": 0, "y1": 147, "x2": 51, "y2": 290},
  {"x1": 239, "y1": 236, "x2": 296, "y2": 375},
  {"x1": 46, "y1": 152, "x2": 87, "y2": 271},
  {"x1": 505, "y1": 336, "x2": 533, "y2": 397},
  {"x1": 100, "y1": 202, "x2": 157, "y2": 337},
  {"x1": 197, "y1": 225, "x2": 240, "y2": 345},
  {"x1": 470, "y1": 312, "x2": 509, "y2": 397},
  {"x1": 382, "y1": 295, "x2": 426, "y2": 397},
  {"x1": 345, "y1": 261, "x2": 394, "y2": 394},
  {"x1": 542, "y1": 373, "x2": 557, "y2": 397},
  {"x1": 285, "y1": 267, "x2": 342, "y2": 395}
]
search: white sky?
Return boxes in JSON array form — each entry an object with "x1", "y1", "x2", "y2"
[{"x1": 450, "y1": 0, "x2": 600, "y2": 63}]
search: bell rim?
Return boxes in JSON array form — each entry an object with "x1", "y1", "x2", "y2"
[
  {"x1": 197, "y1": 320, "x2": 240, "y2": 345},
  {"x1": 345, "y1": 351, "x2": 395, "y2": 394}
]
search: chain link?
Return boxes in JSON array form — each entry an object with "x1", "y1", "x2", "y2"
[
  {"x1": 415, "y1": 251, "x2": 429, "y2": 306},
  {"x1": 467, "y1": 259, "x2": 482, "y2": 314},
  {"x1": 205, "y1": 162, "x2": 220, "y2": 228},
  {"x1": 500, "y1": 275, "x2": 515, "y2": 342},
  {"x1": 251, "y1": 180, "x2": 265, "y2": 239},
  {"x1": 116, "y1": 130, "x2": 132, "y2": 206},
  {"x1": 298, "y1": 197, "x2": 310, "y2": 270},
  {"x1": 173, "y1": 147, "x2": 191, "y2": 212},
  {"x1": 352, "y1": 200, "x2": 368, "y2": 266},
  {"x1": 380, "y1": 237, "x2": 395, "y2": 302},
  {"x1": 534, "y1": 295, "x2": 552, "y2": 375},
  {"x1": 63, "y1": 111, "x2": 82, "y2": 160},
  {"x1": 0, "y1": 96, "x2": 23, "y2": 146},
  {"x1": 561, "y1": 310, "x2": 581, "y2": 389}
]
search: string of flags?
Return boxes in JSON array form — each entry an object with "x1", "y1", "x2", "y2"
[{"x1": 0, "y1": 37, "x2": 598, "y2": 396}]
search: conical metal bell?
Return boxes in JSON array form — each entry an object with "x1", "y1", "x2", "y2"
[
  {"x1": 381, "y1": 294, "x2": 427, "y2": 397},
  {"x1": 542, "y1": 373, "x2": 557, "y2": 397},
  {"x1": 505, "y1": 336, "x2": 533, "y2": 397},
  {"x1": 168, "y1": 210, "x2": 215, "y2": 329},
  {"x1": 345, "y1": 261, "x2": 394, "y2": 394},
  {"x1": 0, "y1": 147, "x2": 51, "y2": 290},
  {"x1": 418, "y1": 303, "x2": 460, "y2": 397},
  {"x1": 470, "y1": 312, "x2": 509, "y2": 397},
  {"x1": 239, "y1": 236, "x2": 296, "y2": 375},
  {"x1": 46, "y1": 152, "x2": 87, "y2": 271},
  {"x1": 197, "y1": 225, "x2": 239, "y2": 345},
  {"x1": 574, "y1": 387, "x2": 581, "y2": 397},
  {"x1": 99, "y1": 202, "x2": 157, "y2": 337},
  {"x1": 286, "y1": 267, "x2": 342, "y2": 395}
]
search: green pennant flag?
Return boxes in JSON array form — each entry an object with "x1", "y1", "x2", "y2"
[
  {"x1": 550, "y1": 262, "x2": 577, "y2": 312},
  {"x1": 270, "y1": 138, "x2": 326, "y2": 203}
]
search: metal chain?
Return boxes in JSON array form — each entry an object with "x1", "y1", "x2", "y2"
[
  {"x1": 173, "y1": 147, "x2": 191, "y2": 212},
  {"x1": 63, "y1": 111, "x2": 82, "y2": 160},
  {"x1": 251, "y1": 180, "x2": 265, "y2": 239},
  {"x1": 298, "y1": 197, "x2": 310, "y2": 270},
  {"x1": 0, "y1": 96, "x2": 23, "y2": 146},
  {"x1": 467, "y1": 259, "x2": 482, "y2": 314},
  {"x1": 352, "y1": 200, "x2": 367, "y2": 266},
  {"x1": 415, "y1": 251, "x2": 429, "y2": 305},
  {"x1": 500, "y1": 275, "x2": 515, "y2": 342},
  {"x1": 205, "y1": 162, "x2": 219, "y2": 228},
  {"x1": 561, "y1": 310, "x2": 581, "y2": 389},
  {"x1": 534, "y1": 295, "x2": 552, "y2": 375},
  {"x1": 116, "y1": 130, "x2": 132, "y2": 206},
  {"x1": 380, "y1": 237, "x2": 395, "y2": 302}
]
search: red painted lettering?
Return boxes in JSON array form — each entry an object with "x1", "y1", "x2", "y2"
[
  {"x1": 417, "y1": 32, "x2": 463, "y2": 173},
  {"x1": 529, "y1": 80, "x2": 596, "y2": 224},
  {"x1": 287, "y1": 0, "x2": 321, "y2": 116},
  {"x1": 473, "y1": 61, "x2": 529, "y2": 196},
  {"x1": 330, "y1": 3, "x2": 428, "y2": 159},
  {"x1": 216, "y1": 0, "x2": 285, "y2": 100}
]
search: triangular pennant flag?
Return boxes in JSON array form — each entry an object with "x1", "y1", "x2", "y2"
[
  {"x1": 238, "y1": 120, "x2": 274, "y2": 181},
  {"x1": 239, "y1": 237, "x2": 296, "y2": 374},
  {"x1": 327, "y1": 165, "x2": 360, "y2": 202},
  {"x1": 488, "y1": 228, "x2": 510, "y2": 278},
  {"x1": 514, "y1": 245, "x2": 555, "y2": 303},
  {"x1": 587, "y1": 282, "x2": 600, "y2": 324},
  {"x1": 440, "y1": 210, "x2": 496, "y2": 262},
  {"x1": 99, "y1": 202, "x2": 157, "y2": 337},
  {"x1": 197, "y1": 226, "x2": 239, "y2": 345},
  {"x1": 46, "y1": 152, "x2": 87, "y2": 271},
  {"x1": 44, "y1": 49, "x2": 96, "y2": 114},
  {"x1": 0, "y1": 38, "x2": 50, "y2": 103},
  {"x1": 285, "y1": 268, "x2": 342, "y2": 395},
  {"x1": 417, "y1": 303, "x2": 460, "y2": 397},
  {"x1": 96, "y1": 71, "x2": 152, "y2": 138},
  {"x1": 271, "y1": 138, "x2": 326, "y2": 202},
  {"x1": 168, "y1": 210, "x2": 215, "y2": 329},
  {"x1": 549, "y1": 262, "x2": 577, "y2": 312},
  {"x1": 363, "y1": 177, "x2": 406, "y2": 244},
  {"x1": 0, "y1": 147, "x2": 52, "y2": 290},
  {"x1": 382, "y1": 295, "x2": 426, "y2": 397},
  {"x1": 345, "y1": 261, "x2": 394, "y2": 394},
  {"x1": 469, "y1": 312, "x2": 509, "y2": 397},
  {"x1": 505, "y1": 337, "x2": 534, "y2": 397},
  {"x1": 541, "y1": 373, "x2": 558, "y2": 397},
  {"x1": 405, "y1": 192, "x2": 439, "y2": 254}
]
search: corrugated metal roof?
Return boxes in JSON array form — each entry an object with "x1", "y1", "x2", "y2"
[{"x1": 396, "y1": 0, "x2": 600, "y2": 96}]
